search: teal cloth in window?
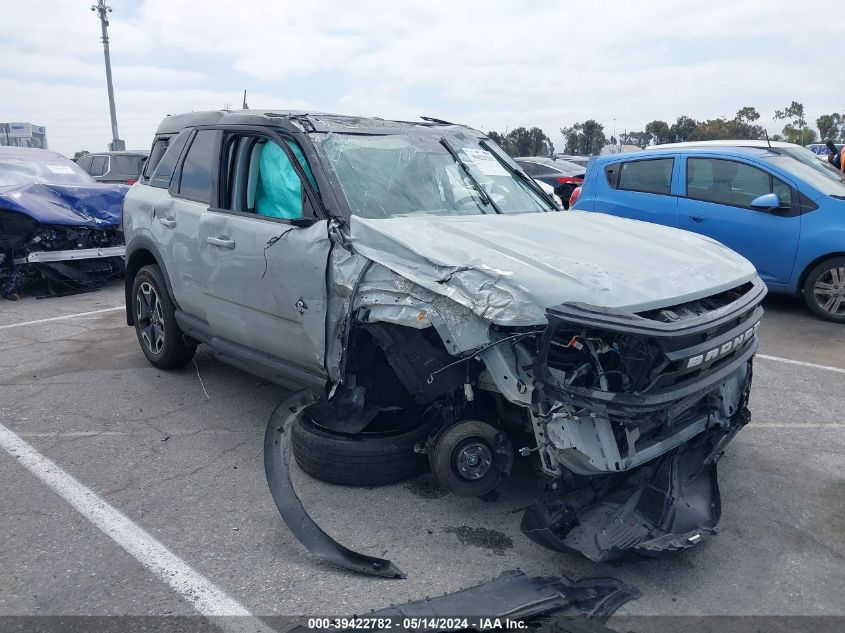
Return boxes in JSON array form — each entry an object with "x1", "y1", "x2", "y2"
[{"x1": 255, "y1": 142, "x2": 303, "y2": 219}]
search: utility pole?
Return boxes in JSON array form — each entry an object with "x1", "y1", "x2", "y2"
[{"x1": 91, "y1": 0, "x2": 124, "y2": 150}]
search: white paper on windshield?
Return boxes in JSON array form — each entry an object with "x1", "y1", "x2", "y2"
[
  {"x1": 46, "y1": 165, "x2": 75, "y2": 174},
  {"x1": 461, "y1": 148, "x2": 509, "y2": 177}
]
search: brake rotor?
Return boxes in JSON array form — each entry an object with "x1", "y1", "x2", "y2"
[{"x1": 430, "y1": 419, "x2": 514, "y2": 497}]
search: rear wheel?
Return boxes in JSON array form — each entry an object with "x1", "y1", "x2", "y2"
[
  {"x1": 131, "y1": 264, "x2": 196, "y2": 368},
  {"x1": 802, "y1": 257, "x2": 845, "y2": 323}
]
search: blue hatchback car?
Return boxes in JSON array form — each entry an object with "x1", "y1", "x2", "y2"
[{"x1": 571, "y1": 142, "x2": 845, "y2": 321}]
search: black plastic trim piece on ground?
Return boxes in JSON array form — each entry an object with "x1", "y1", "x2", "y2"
[
  {"x1": 263, "y1": 390, "x2": 405, "y2": 579},
  {"x1": 287, "y1": 569, "x2": 640, "y2": 633}
]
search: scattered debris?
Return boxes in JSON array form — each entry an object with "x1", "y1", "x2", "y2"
[
  {"x1": 192, "y1": 359, "x2": 210, "y2": 400},
  {"x1": 288, "y1": 569, "x2": 640, "y2": 633}
]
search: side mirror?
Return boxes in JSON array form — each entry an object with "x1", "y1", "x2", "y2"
[{"x1": 750, "y1": 193, "x2": 780, "y2": 209}]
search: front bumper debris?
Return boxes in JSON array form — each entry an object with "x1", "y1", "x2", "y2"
[
  {"x1": 264, "y1": 390, "x2": 404, "y2": 578},
  {"x1": 288, "y1": 569, "x2": 640, "y2": 632},
  {"x1": 522, "y1": 366, "x2": 752, "y2": 562}
]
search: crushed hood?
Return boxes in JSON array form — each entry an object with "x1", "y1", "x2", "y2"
[
  {"x1": 350, "y1": 211, "x2": 757, "y2": 326},
  {"x1": 0, "y1": 183, "x2": 128, "y2": 228}
]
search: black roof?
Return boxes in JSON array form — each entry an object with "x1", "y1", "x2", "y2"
[{"x1": 154, "y1": 110, "x2": 479, "y2": 136}]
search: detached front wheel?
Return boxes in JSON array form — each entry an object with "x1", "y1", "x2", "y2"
[
  {"x1": 803, "y1": 257, "x2": 845, "y2": 323},
  {"x1": 131, "y1": 264, "x2": 196, "y2": 369}
]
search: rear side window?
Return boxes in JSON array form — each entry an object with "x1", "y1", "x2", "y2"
[
  {"x1": 113, "y1": 155, "x2": 144, "y2": 175},
  {"x1": 89, "y1": 155, "x2": 108, "y2": 177},
  {"x1": 687, "y1": 158, "x2": 791, "y2": 209},
  {"x1": 177, "y1": 130, "x2": 219, "y2": 204},
  {"x1": 518, "y1": 161, "x2": 542, "y2": 176},
  {"x1": 150, "y1": 130, "x2": 190, "y2": 189},
  {"x1": 617, "y1": 158, "x2": 674, "y2": 195},
  {"x1": 77, "y1": 155, "x2": 93, "y2": 172},
  {"x1": 143, "y1": 137, "x2": 171, "y2": 179}
]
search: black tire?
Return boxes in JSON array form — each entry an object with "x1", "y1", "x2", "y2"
[
  {"x1": 291, "y1": 413, "x2": 431, "y2": 486},
  {"x1": 802, "y1": 257, "x2": 845, "y2": 323},
  {"x1": 131, "y1": 264, "x2": 196, "y2": 369}
]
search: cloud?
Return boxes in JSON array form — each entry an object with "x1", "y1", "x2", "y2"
[{"x1": 0, "y1": 0, "x2": 840, "y2": 155}]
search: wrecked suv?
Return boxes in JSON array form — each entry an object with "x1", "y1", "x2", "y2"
[{"x1": 124, "y1": 110, "x2": 765, "y2": 568}]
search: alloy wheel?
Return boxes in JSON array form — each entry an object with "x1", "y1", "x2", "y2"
[
  {"x1": 813, "y1": 266, "x2": 845, "y2": 317},
  {"x1": 136, "y1": 281, "x2": 165, "y2": 354}
]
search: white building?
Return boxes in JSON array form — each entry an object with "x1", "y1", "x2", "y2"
[{"x1": 1, "y1": 122, "x2": 48, "y2": 149}]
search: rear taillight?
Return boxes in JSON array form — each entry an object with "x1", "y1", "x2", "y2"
[
  {"x1": 556, "y1": 176, "x2": 582, "y2": 184},
  {"x1": 126, "y1": 178, "x2": 137, "y2": 185},
  {"x1": 568, "y1": 186, "x2": 582, "y2": 208}
]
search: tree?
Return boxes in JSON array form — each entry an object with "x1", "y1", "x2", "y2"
[
  {"x1": 73, "y1": 150, "x2": 90, "y2": 161},
  {"x1": 644, "y1": 120, "x2": 671, "y2": 145},
  {"x1": 560, "y1": 120, "x2": 607, "y2": 155},
  {"x1": 775, "y1": 101, "x2": 813, "y2": 145},
  {"x1": 669, "y1": 116, "x2": 698, "y2": 143},
  {"x1": 487, "y1": 127, "x2": 554, "y2": 156},
  {"x1": 730, "y1": 107, "x2": 765, "y2": 139},
  {"x1": 781, "y1": 123, "x2": 817, "y2": 145},
  {"x1": 816, "y1": 113, "x2": 843, "y2": 142},
  {"x1": 619, "y1": 131, "x2": 651, "y2": 149}
]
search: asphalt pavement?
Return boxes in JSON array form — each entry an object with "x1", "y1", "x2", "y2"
[{"x1": 0, "y1": 282, "x2": 842, "y2": 628}]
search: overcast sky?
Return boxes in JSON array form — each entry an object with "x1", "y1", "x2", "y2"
[{"x1": 1, "y1": 0, "x2": 841, "y2": 156}]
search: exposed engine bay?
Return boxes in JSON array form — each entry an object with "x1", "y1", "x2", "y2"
[
  {"x1": 1, "y1": 210, "x2": 124, "y2": 299},
  {"x1": 267, "y1": 252, "x2": 766, "y2": 572}
]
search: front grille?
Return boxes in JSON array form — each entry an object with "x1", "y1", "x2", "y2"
[{"x1": 537, "y1": 280, "x2": 764, "y2": 399}]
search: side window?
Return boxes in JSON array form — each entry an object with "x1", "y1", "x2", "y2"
[
  {"x1": 617, "y1": 158, "x2": 673, "y2": 195},
  {"x1": 177, "y1": 130, "x2": 219, "y2": 204},
  {"x1": 518, "y1": 161, "x2": 541, "y2": 176},
  {"x1": 77, "y1": 155, "x2": 93, "y2": 172},
  {"x1": 150, "y1": 130, "x2": 190, "y2": 189},
  {"x1": 687, "y1": 158, "x2": 789, "y2": 209},
  {"x1": 773, "y1": 177, "x2": 792, "y2": 207},
  {"x1": 89, "y1": 155, "x2": 108, "y2": 177},
  {"x1": 143, "y1": 137, "x2": 170, "y2": 179},
  {"x1": 604, "y1": 163, "x2": 620, "y2": 187},
  {"x1": 220, "y1": 133, "x2": 318, "y2": 220}
]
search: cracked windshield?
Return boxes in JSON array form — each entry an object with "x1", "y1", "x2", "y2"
[{"x1": 313, "y1": 132, "x2": 554, "y2": 218}]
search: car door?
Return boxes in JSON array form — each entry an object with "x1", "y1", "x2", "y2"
[
  {"x1": 593, "y1": 156, "x2": 679, "y2": 227},
  {"x1": 141, "y1": 128, "x2": 213, "y2": 321},
  {"x1": 199, "y1": 129, "x2": 331, "y2": 382},
  {"x1": 677, "y1": 156, "x2": 800, "y2": 285}
]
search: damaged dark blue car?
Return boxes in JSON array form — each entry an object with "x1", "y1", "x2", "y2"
[{"x1": 0, "y1": 147, "x2": 128, "y2": 298}]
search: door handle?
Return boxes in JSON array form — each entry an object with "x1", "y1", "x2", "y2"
[
  {"x1": 207, "y1": 236, "x2": 236, "y2": 250},
  {"x1": 158, "y1": 218, "x2": 176, "y2": 228},
  {"x1": 689, "y1": 215, "x2": 705, "y2": 223}
]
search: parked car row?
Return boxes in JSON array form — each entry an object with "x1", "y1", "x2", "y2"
[
  {"x1": 515, "y1": 156, "x2": 584, "y2": 208},
  {"x1": 75, "y1": 150, "x2": 149, "y2": 185}
]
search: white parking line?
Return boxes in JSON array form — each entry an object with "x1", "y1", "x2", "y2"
[
  {"x1": 756, "y1": 354, "x2": 845, "y2": 376},
  {"x1": 0, "y1": 422, "x2": 276, "y2": 633},
  {"x1": 0, "y1": 306, "x2": 124, "y2": 330}
]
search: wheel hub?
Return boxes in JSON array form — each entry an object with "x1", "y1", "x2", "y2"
[
  {"x1": 429, "y1": 419, "x2": 514, "y2": 497},
  {"x1": 455, "y1": 441, "x2": 493, "y2": 481}
]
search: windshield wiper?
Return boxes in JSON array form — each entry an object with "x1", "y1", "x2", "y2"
[
  {"x1": 478, "y1": 140, "x2": 558, "y2": 210},
  {"x1": 440, "y1": 138, "x2": 501, "y2": 214}
]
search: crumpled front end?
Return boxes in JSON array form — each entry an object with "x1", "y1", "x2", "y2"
[
  {"x1": 522, "y1": 278, "x2": 765, "y2": 561},
  {"x1": 0, "y1": 183, "x2": 126, "y2": 298}
]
